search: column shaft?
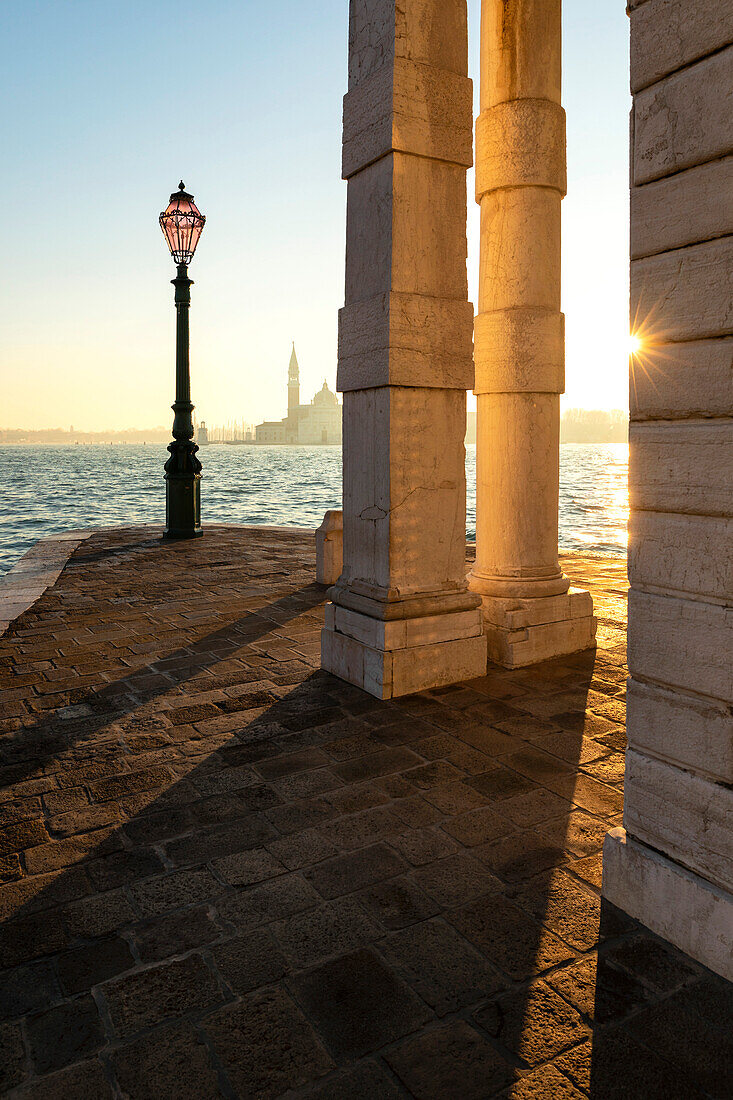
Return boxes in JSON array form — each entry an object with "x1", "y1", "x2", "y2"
[
  {"x1": 470, "y1": 0, "x2": 596, "y2": 666},
  {"x1": 321, "y1": 0, "x2": 487, "y2": 699}
]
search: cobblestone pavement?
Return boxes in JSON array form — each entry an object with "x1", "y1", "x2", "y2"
[{"x1": 0, "y1": 527, "x2": 730, "y2": 1099}]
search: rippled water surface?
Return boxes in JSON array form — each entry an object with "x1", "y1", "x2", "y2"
[{"x1": 0, "y1": 443, "x2": 628, "y2": 574}]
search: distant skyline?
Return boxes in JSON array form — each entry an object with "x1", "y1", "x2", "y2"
[{"x1": 0, "y1": 1, "x2": 630, "y2": 431}]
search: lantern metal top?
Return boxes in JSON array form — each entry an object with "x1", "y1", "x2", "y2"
[{"x1": 159, "y1": 181, "x2": 205, "y2": 265}]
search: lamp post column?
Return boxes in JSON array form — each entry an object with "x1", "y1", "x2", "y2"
[
  {"x1": 164, "y1": 262, "x2": 202, "y2": 539},
  {"x1": 469, "y1": 0, "x2": 595, "y2": 667}
]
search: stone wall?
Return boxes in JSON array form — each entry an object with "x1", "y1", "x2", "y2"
[{"x1": 603, "y1": 0, "x2": 733, "y2": 980}]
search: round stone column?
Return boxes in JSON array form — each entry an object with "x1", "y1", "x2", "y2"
[{"x1": 469, "y1": 0, "x2": 596, "y2": 666}]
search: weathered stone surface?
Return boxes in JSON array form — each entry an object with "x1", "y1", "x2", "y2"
[
  {"x1": 626, "y1": 678, "x2": 733, "y2": 784},
  {"x1": 386, "y1": 1020, "x2": 514, "y2": 1098},
  {"x1": 630, "y1": 420, "x2": 733, "y2": 519},
  {"x1": 102, "y1": 955, "x2": 221, "y2": 1038},
  {"x1": 629, "y1": 512, "x2": 732, "y2": 601},
  {"x1": 476, "y1": 981, "x2": 589, "y2": 1066},
  {"x1": 315, "y1": 510, "x2": 343, "y2": 586},
  {"x1": 112, "y1": 1023, "x2": 220, "y2": 1100},
  {"x1": 628, "y1": 590, "x2": 732, "y2": 703},
  {"x1": 603, "y1": 829, "x2": 733, "y2": 982},
  {"x1": 631, "y1": 158, "x2": 733, "y2": 260},
  {"x1": 623, "y1": 751, "x2": 733, "y2": 892},
  {"x1": 26, "y1": 996, "x2": 105, "y2": 1075},
  {"x1": 630, "y1": 339, "x2": 733, "y2": 421},
  {"x1": 633, "y1": 48, "x2": 733, "y2": 184},
  {"x1": 204, "y1": 987, "x2": 333, "y2": 1096},
  {"x1": 630, "y1": 0, "x2": 733, "y2": 92},
  {"x1": 289, "y1": 948, "x2": 430, "y2": 1060},
  {"x1": 631, "y1": 238, "x2": 733, "y2": 343},
  {"x1": 377, "y1": 918, "x2": 503, "y2": 1013},
  {"x1": 342, "y1": 57, "x2": 473, "y2": 178}
]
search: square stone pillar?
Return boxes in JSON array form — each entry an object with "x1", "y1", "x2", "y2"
[
  {"x1": 468, "y1": 0, "x2": 596, "y2": 667},
  {"x1": 321, "y1": 0, "x2": 487, "y2": 699},
  {"x1": 603, "y1": 0, "x2": 733, "y2": 982}
]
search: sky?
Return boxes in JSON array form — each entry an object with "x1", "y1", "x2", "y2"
[{"x1": 0, "y1": 1, "x2": 631, "y2": 432}]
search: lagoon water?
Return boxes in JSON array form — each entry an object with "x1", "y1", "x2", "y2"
[{"x1": 0, "y1": 443, "x2": 628, "y2": 575}]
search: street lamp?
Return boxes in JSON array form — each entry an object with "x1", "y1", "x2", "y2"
[{"x1": 159, "y1": 181, "x2": 206, "y2": 538}]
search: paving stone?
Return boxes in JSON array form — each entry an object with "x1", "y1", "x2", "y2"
[
  {"x1": 497, "y1": 787, "x2": 571, "y2": 826},
  {"x1": 112, "y1": 1021, "x2": 220, "y2": 1100},
  {"x1": 409, "y1": 853, "x2": 500, "y2": 908},
  {"x1": 56, "y1": 935, "x2": 135, "y2": 994},
  {"x1": 422, "y1": 781, "x2": 489, "y2": 815},
  {"x1": 467, "y1": 767, "x2": 536, "y2": 802},
  {"x1": 378, "y1": 918, "x2": 504, "y2": 1014},
  {"x1": 602, "y1": 935, "x2": 699, "y2": 995},
  {"x1": 569, "y1": 850, "x2": 603, "y2": 889},
  {"x1": 22, "y1": 1058, "x2": 112, "y2": 1099},
  {"x1": 516, "y1": 870, "x2": 602, "y2": 950},
  {"x1": 290, "y1": 947, "x2": 431, "y2": 1060},
  {"x1": 257, "y1": 747, "x2": 331, "y2": 779},
  {"x1": 555, "y1": 1030, "x2": 708, "y2": 1099},
  {"x1": 402, "y1": 760, "x2": 465, "y2": 790},
  {"x1": 216, "y1": 874, "x2": 319, "y2": 931},
  {"x1": 496, "y1": 1064, "x2": 585, "y2": 1099},
  {"x1": 129, "y1": 868, "x2": 223, "y2": 917},
  {"x1": 305, "y1": 843, "x2": 406, "y2": 899},
  {"x1": 386, "y1": 1020, "x2": 514, "y2": 1099},
  {"x1": 0, "y1": 911, "x2": 69, "y2": 968},
  {"x1": 85, "y1": 847, "x2": 165, "y2": 891},
  {"x1": 0, "y1": 817, "x2": 49, "y2": 854},
  {"x1": 0, "y1": 959, "x2": 61, "y2": 1021},
  {"x1": 333, "y1": 747, "x2": 422, "y2": 783},
  {"x1": 0, "y1": 853, "x2": 22, "y2": 882},
  {"x1": 358, "y1": 877, "x2": 440, "y2": 930},
  {"x1": 266, "y1": 828, "x2": 339, "y2": 870},
  {"x1": 0, "y1": 1020, "x2": 26, "y2": 1092},
  {"x1": 390, "y1": 795, "x2": 444, "y2": 829},
  {"x1": 448, "y1": 894, "x2": 574, "y2": 981},
  {"x1": 265, "y1": 796, "x2": 337, "y2": 835},
  {"x1": 203, "y1": 986, "x2": 333, "y2": 1097},
  {"x1": 441, "y1": 806, "x2": 511, "y2": 847},
  {"x1": 213, "y1": 846, "x2": 286, "y2": 887},
  {"x1": 26, "y1": 995, "x2": 105, "y2": 1074},
  {"x1": 211, "y1": 927, "x2": 287, "y2": 994},
  {"x1": 476, "y1": 980, "x2": 589, "y2": 1067},
  {"x1": 622, "y1": 991, "x2": 733, "y2": 1098},
  {"x1": 318, "y1": 805, "x2": 403, "y2": 850},
  {"x1": 477, "y1": 831, "x2": 567, "y2": 883},
  {"x1": 546, "y1": 956, "x2": 651, "y2": 1024},
  {"x1": 307, "y1": 1060, "x2": 406, "y2": 1099},
  {"x1": 388, "y1": 827, "x2": 459, "y2": 866},
  {"x1": 102, "y1": 954, "x2": 221, "y2": 1038},
  {"x1": 132, "y1": 905, "x2": 220, "y2": 962},
  {"x1": 681, "y1": 973, "x2": 733, "y2": 1025},
  {"x1": 272, "y1": 897, "x2": 382, "y2": 968},
  {"x1": 164, "y1": 816, "x2": 277, "y2": 866},
  {"x1": 123, "y1": 806, "x2": 193, "y2": 845},
  {"x1": 534, "y1": 810, "x2": 608, "y2": 858}
]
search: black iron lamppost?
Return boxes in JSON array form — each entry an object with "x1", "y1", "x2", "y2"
[{"x1": 159, "y1": 182, "x2": 206, "y2": 538}]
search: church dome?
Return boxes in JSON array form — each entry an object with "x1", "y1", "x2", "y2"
[{"x1": 313, "y1": 380, "x2": 338, "y2": 407}]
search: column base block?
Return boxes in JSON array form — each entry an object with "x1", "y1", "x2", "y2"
[
  {"x1": 480, "y1": 588, "x2": 596, "y2": 668},
  {"x1": 603, "y1": 827, "x2": 733, "y2": 982},
  {"x1": 321, "y1": 607, "x2": 487, "y2": 699}
]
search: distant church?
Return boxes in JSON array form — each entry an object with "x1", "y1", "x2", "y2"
[{"x1": 255, "y1": 345, "x2": 342, "y2": 445}]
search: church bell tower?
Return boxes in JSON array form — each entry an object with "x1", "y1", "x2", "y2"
[{"x1": 288, "y1": 343, "x2": 300, "y2": 412}]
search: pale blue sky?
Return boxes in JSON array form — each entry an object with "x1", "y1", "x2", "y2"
[{"x1": 0, "y1": 1, "x2": 630, "y2": 430}]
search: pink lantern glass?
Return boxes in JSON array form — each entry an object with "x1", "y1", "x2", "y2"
[{"x1": 159, "y1": 182, "x2": 205, "y2": 265}]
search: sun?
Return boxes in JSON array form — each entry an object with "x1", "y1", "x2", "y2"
[{"x1": 628, "y1": 333, "x2": 643, "y2": 356}]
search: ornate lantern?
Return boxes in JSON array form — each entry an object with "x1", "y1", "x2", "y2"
[{"x1": 159, "y1": 182, "x2": 206, "y2": 266}]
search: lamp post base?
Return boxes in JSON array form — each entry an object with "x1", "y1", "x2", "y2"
[{"x1": 164, "y1": 438, "x2": 202, "y2": 539}]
